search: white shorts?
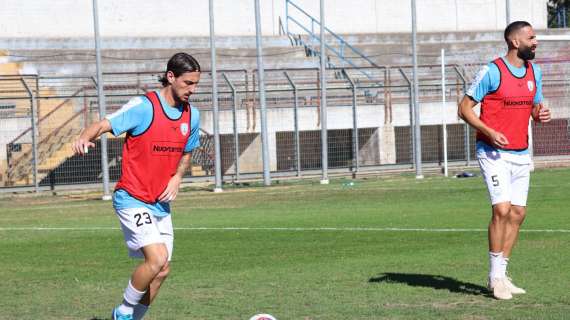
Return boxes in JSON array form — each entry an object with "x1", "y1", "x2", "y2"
[
  {"x1": 477, "y1": 154, "x2": 530, "y2": 206},
  {"x1": 115, "y1": 207, "x2": 174, "y2": 261}
]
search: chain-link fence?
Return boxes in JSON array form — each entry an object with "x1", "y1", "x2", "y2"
[{"x1": 1, "y1": 62, "x2": 569, "y2": 190}]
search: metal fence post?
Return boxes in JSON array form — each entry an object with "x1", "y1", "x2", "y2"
[
  {"x1": 222, "y1": 73, "x2": 240, "y2": 181},
  {"x1": 454, "y1": 66, "x2": 471, "y2": 166},
  {"x1": 463, "y1": 87, "x2": 471, "y2": 166},
  {"x1": 342, "y1": 69, "x2": 359, "y2": 175},
  {"x1": 284, "y1": 71, "x2": 302, "y2": 177},
  {"x1": 21, "y1": 78, "x2": 39, "y2": 193},
  {"x1": 399, "y1": 67, "x2": 415, "y2": 169}
]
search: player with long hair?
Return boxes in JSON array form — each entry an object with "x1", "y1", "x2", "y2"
[{"x1": 73, "y1": 52, "x2": 201, "y2": 319}]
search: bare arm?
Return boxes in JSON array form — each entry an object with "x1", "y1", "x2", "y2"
[
  {"x1": 457, "y1": 95, "x2": 509, "y2": 148},
  {"x1": 158, "y1": 152, "x2": 193, "y2": 202},
  {"x1": 72, "y1": 119, "x2": 113, "y2": 156},
  {"x1": 531, "y1": 103, "x2": 551, "y2": 123}
]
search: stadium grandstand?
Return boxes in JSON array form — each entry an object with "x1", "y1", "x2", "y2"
[{"x1": 0, "y1": 0, "x2": 569, "y2": 190}]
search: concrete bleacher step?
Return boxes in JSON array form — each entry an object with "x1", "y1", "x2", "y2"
[
  {"x1": 6, "y1": 125, "x2": 80, "y2": 185},
  {"x1": 37, "y1": 142, "x2": 74, "y2": 173},
  {"x1": 0, "y1": 164, "x2": 7, "y2": 186},
  {"x1": 6, "y1": 29, "x2": 570, "y2": 77},
  {"x1": 190, "y1": 165, "x2": 206, "y2": 177}
]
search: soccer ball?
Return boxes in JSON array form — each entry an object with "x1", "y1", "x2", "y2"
[{"x1": 249, "y1": 314, "x2": 277, "y2": 320}]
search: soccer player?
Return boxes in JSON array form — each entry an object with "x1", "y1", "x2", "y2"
[
  {"x1": 458, "y1": 21, "x2": 551, "y2": 300},
  {"x1": 72, "y1": 52, "x2": 201, "y2": 319}
]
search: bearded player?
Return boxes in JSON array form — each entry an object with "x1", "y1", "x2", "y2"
[{"x1": 458, "y1": 21, "x2": 551, "y2": 300}]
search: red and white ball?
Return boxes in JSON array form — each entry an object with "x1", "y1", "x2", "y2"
[{"x1": 249, "y1": 314, "x2": 277, "y2": 320}]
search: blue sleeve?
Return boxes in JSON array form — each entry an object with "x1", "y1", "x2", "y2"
[
  {"x1": 532, "y1": 63, "x2": 543, "y2": 104},
  {"x1": 184, "y1": 107, "x2": 201, "y2": 153},
  {"x1": 105, "y1": 96, "x2": 153, "y2": 136},
  {"x1": 465, "y1": 63, "x2": 500, "y2": 102}
]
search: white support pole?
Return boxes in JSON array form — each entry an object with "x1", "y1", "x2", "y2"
[
  {"x1": 441, "y1": 48, "x2": 448, "y2": 177},
  {"x1": 254, "y1": 0, "x2": 271, "y2": 186},
  {"x1": 528, "y1": 120, "x2": 535, "y2": 172},
  {"x1": 92, "y1": 0, "x2": 112, "y2": 201},
  {"x1": 506, "y1": 0, "x2": 511, "y2": 25},
  {"x1": 411, "y1": 0, "x2": 423, "y2": 179},
  {"x1": 210, "y1": 0, "x2": 223, "y2": 193},
  {"x1": 319, "y1": 0, "x2": 329, "y2": 184}
]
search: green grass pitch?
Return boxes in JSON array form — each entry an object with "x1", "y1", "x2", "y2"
[{"x1": 1, "y1": 168, "x2": 569, "y2": 319}]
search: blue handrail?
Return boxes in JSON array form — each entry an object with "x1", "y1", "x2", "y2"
[
  {"x1": 287, "y1": 18, "x2": 371, "y2": 77},
  {"x1": 285, "y1": 0, "x2": 380, "y2": 72}
]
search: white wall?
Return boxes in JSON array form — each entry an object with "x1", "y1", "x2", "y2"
[
  {"x1": 0, "y1": 0, "x2": 547, "y2": 38},
  {"x1": 0, "y1": 117, "x2": 32, "y2": 161}
]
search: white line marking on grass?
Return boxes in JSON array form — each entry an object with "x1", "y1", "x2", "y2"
[
  {"x1": 6, "y1": 204, "x2": 96, "y2": 212},
  {"x1": 177, "y1": 227, "x2": 570, "y2": 233},
  {"x1": 1, "y1": 226, "x2": 570, "y2": 233},
  {"x1": 0, "y1": 227, "x2": 120, "y2": 231}
]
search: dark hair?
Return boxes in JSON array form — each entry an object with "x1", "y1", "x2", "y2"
[
  {"x1": 159, "y1": 52, "x2": 201, "y2": 87},
  {"x1": 504, "y1": 21, "x2": 532, "y2": 45}
]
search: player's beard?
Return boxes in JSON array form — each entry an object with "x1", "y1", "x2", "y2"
[
  {"x1": 517, "y1": 45, "x2": 535, "y2": 61},
  {"x1": 172, "y1": 89, "x2": 188, "y2": 105}
]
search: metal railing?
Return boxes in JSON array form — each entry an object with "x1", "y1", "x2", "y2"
[
  {"x1": 285, "y1": 0, "x2": 380, "y2": 80},
  {"x1": 1, "y1": 63, "x2": 570, "y2": 189}
]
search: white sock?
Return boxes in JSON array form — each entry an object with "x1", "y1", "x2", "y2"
[
  {"x1": 489, "y1": 251, "x2": 506, "y2": 279},
  {"x1": 118, "y1": 280, "x2": 146, "y2": 315},
  {"x1": 133, "y1": 304, "x2": 149, "y2": 320},
  {"x1": 502, "y1": 257, "x2": 510, "y2": 276}
]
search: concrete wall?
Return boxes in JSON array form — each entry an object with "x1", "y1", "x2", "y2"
[
  {"x1": 290, "y1": 0, "x2": 547, "y2": 34},
  {"x1": 0, "y1": 117, "x2": 32, "y2": 161},
  {"x1": 199, "y1": 101, "x2": 464, "y2": 136},
  {"x1": 0, "y1": 0, "x2": 547, "y2": 39}
]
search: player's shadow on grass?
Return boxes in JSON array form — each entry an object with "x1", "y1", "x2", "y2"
[{"x1": 369, "y1": 273, "x2": 489, "y2": 296}]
